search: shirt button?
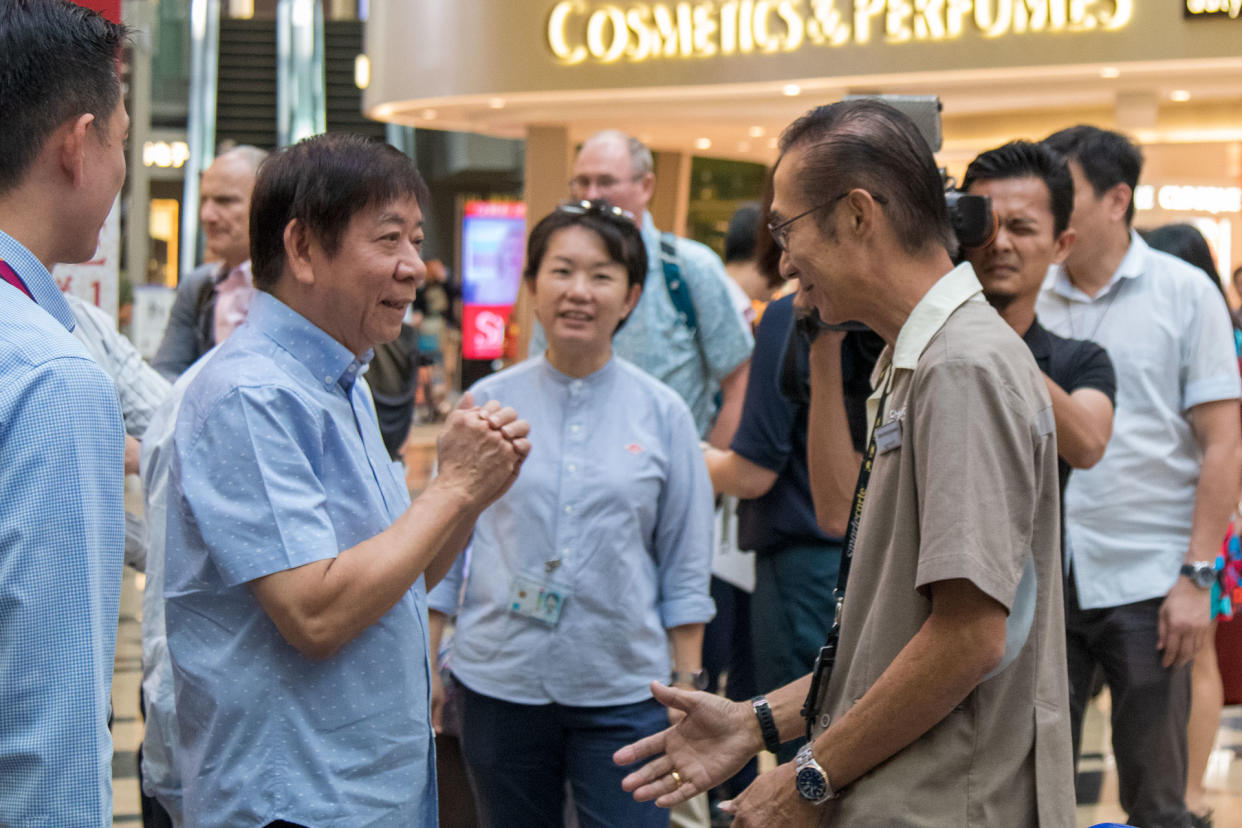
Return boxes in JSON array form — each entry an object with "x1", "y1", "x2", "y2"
[
  {"x1": 564, "y1": 505, "x2": 573, "y2": 514},
  {"x1": 570, "y1": 424, "x2": 580, "y2": 433},
  {"x1": 562, "y1": 547, "x2": 571, "y2": 559},
  {"x1": 567, "y1": 463, "x2": 576, "y2": 473}
]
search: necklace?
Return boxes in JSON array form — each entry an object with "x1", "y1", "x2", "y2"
[{"x1": 1068, "y1": 277, "x2": 1126, "y2": 344}]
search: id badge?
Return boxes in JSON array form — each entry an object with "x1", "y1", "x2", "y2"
[
  {"x1": 509, "y1": 575, "x2": 566, "y2": 626},
  {"x1": 874, "y1": 420, "x2": 902, "y2": 454}
]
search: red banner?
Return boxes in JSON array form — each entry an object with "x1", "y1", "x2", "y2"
[{"x1": 74, "y1": 0, "x2": 121, "y2": 23}]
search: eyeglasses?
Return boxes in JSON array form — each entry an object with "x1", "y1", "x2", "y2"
[
  {"x1": 568, "y1": 173, "x2": 644, "y2": 195},
  {"x1": 557, "y1": 199, "x2": 637, "y2": 224},
  {"x1": 767, "y1": 191, "x2": 888, "y2": 252}
]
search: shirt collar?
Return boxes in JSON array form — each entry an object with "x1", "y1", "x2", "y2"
[
  {"x1": 539, "y1": 353, "x2": 619, "y2": 386},
  {"x1": 213, "y1": 259, "x2": 251, "y2": 285},
  {"x1": 1022, "y1": 316, "x2": 1052, "y2": 360},
  {"x1": 888, "y1": 261, "x2": 985, "y2": 372},
  {"x1": 1045, "y1": 228, "x2": 1146, "y2": 303},
  {"x1": 0, "y1": 227, "x2": 76, "y2": 332},
  {"x1": 247, "y1": 291, "x2": 370, "y2": 393}
]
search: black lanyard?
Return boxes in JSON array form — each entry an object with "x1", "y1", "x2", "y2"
[{"x1": 801, "y1": 378, "x2": 892, "y2": 738}]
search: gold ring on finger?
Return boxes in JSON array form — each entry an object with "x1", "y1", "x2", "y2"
[{"x1": 670, "y1": 769, "x2": 684, "y2": 787}]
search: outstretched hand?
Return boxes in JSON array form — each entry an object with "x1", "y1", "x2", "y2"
[{"x1": 613, "y1": 681, "x2": 761, "y2": 808}]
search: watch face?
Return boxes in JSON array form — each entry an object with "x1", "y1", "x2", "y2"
[
  {"x1": 1194, "y1": 567, "x2": 1216, "y2": 588},
  {"x1": 796, "y1": 766, "x2": 828, "y2": 802}
]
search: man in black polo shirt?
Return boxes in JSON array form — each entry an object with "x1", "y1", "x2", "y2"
[{"x1": 962, "y1": 140, "x2": 1117, "y2": 502}]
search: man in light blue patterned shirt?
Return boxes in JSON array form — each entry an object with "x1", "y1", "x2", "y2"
[
  {"x1": 0, "y1": 3, "x2": 129, "y2": 824},
  {"x1": 165, "y1": 133, "x2": 529, "y2": 826}
]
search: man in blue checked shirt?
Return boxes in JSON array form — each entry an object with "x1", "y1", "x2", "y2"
[
  {"x1": 0, "y1": 2, "x2": 130, "y2": 824},
  {"x1": 163, "y1": 133, "x2": 530, "y2": 827}
]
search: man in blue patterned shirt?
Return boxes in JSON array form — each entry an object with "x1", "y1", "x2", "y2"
[
  {"x1": 164, "y1": 133, "x2": 530, "y2": 826},
  {"x1": 0, "y1": 2, "x2": 129, "y2": 824}
]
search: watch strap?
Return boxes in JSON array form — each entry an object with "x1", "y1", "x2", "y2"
[{"x1": 751, "y1": 695, "x2": 781, "y2": 754}]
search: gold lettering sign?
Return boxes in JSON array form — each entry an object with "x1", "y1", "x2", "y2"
[
  {"x1": 1184, "y1": 0, "x2": 1241, "y2": 17},
  {"x1": 546, "y1": 0, "x2": 1133, "y2": 63}
]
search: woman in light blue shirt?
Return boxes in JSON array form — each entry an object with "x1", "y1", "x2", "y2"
[{"x1": 428, "y1": 201, "x2": 715, "y2": 828}]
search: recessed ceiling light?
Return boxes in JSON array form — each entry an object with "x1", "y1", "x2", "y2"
[
  {"x1": 487, "y1": 97, "x2": 506, "y2": 109},
  {"x1": 1170, "y1": 89, "x2": 1191, "y2": 102},
  {"x1": 1099, "y1": 67, "x2": 1120, "y2": 79},
  {"x1": 420, "y1": 109, "x2": 437, "y2": 120},
  {"x1": 768, "y1": 137, "x2": 779, "y2": 149},
  {"x1": 748, "y1": 126, "x2": 765, "y2": 138},
  {"x1": 782, "y1": 84, "x2": 801, "y2": 97},
  {"x1": 737, "y1": 141, "x2": 752, "y2": 152},
  {"x1": 353, "y1": 54, "x2": 370, "y2": 90},
  {"x1": 695, "y1": 137, "x2": 712, "y2": 150}
]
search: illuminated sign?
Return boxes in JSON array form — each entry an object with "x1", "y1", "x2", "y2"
[
  {"x1": 1184, "y1": 0, "x2": 1240, "y2": 18},
  {"x1": 547, "y1": 0, "x2": 1133, "y2": 64},
  {"x1": 143, "y1": 140, "x2": 190, "y2": 169},
  {"x1": 461, "y1": 200, "x2": 526, "y2": 361},
  {"x1": 1135, "y1": 184, "x2": 1242, "y2": 215}
]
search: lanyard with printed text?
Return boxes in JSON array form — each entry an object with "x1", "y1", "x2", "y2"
[{"x1": 800, "y1": 377, "x2": 892, "y2": 738}]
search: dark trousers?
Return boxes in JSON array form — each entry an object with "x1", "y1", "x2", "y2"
[
  {"x1": 458, "y1": 682, "x2": 670, "y2": 828},
  {"x1": 1065, "y1": 575, "x2": 1192, "y2": 828},
  {"x1": 751, "y1": 540, "x2": 842, "y2": 764}
]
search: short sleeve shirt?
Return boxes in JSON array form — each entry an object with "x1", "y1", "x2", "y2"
[
  {"x1": 812, "y1": 264, "x2": 1074, "y2": 827},
  {"x1": 164, "y1": 293, "x2": 436, "y2": 827},
  {"x1": 1036, "y1": 231, "x2": 1241, "y2": 608},
  {"x1": 1022, "y1": 318, "x2": 1116, "y2": 498}
]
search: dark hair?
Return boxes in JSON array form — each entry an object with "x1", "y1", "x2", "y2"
[
  {"x1": 524, "y1": 202, "x2": 647, "y2": 334},
  {"x1": 1043, "y1": 125, "x2": 1143, "y2": 225},
  {"x1": 962, "y1": 141, "x2": 1075, "y2": 237},
  {"x1": 725, "y1": 204, "x2": 760, "y2": 264},
  {"x1": 249, "y1": 133, "x2": 430, "y2": 291},
  {"x1": 0, "y1": 0, "x2": 127, "y2": 196},
  {"x1": 1142, "y1": 223, "x2": 1223, "y2": 296},
  {"x1": 778, "y1": 99, "x2": 956, "y2": 258}
]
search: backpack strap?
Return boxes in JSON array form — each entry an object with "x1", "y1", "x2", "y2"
[{"x1": 659, "y1": 233, "x2": 697, "y2": 333}]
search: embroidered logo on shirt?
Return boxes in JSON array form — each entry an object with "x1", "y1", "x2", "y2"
[{"x1": 626, "y1": 443, "x2": 645, "y2": 455}]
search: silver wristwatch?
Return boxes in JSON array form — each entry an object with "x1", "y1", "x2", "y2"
[
  {"x1": 1180, "y1": 561, "x2": 1216, "y2": 589},
  {"x1": 794, "y1": 742, "x2": 840, "y2": 804}
]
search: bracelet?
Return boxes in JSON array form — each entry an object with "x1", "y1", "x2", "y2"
[{"x1": 751, "y1": 695, "x2": 781, "y2": 754}]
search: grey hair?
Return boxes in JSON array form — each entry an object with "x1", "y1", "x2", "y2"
[
  {"x1": 581, "y1": 129, "x2": 653, "y2": 177},
  {"x1": 217, "y1": 144, "x2": 270, "y2": 175}
]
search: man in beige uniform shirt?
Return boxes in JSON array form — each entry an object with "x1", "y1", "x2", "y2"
[{"x1": 614, "y1": 99, "x2": 1074, "y2": 826}]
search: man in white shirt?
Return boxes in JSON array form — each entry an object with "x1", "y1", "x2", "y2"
[{"x1": 1036, "y1": 125, "x2": 1242, "y2": 828}]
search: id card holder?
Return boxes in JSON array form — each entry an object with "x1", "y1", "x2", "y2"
[
  {"x1": 874, "y1": 420, "x2": 902, "y2": 454},
  {"x1": 509, "y1": 574, "x2": 567, "y2": 627}
]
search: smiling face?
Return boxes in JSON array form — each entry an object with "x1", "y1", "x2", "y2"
[
  {"x1": 770, "y1": 144, "x2": 855, "y2": 325},
  {"x1": 533, "y1": 224, "x2": 642, "y2": 376},
  {"x1": 965, "y1": 175, "x2": 1074, "y2": 313},
  {"x1": 308, "y1": 196, "x2": 426, "y2": 356}
]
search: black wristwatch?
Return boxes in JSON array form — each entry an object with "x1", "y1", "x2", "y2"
[
  {"x1": 1180, "y1": 561, "x2": 1216, "y2": 589},
  {"x1": 750, "y1": 695, "x2": 782, "y2": 754},
  {"x1": 670, "y1": 670, "x2": 708, "y2": 690}
]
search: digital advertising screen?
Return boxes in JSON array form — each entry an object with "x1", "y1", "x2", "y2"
[{"x1": 460, "y1": 200, "x2": 526, "y2": 361}]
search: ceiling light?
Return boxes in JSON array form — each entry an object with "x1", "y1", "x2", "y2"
[
  {"x1": 488, "y1": 97, "x2": 506, "y2": 109},
  {"x1": 695, "y1": 137, "x2": 712, "y2": 151},
  {"x1": 420, "y1": 109, "x2": 437, "y2": 120},
  {"x1": 1099, "y1": 66, "x2": 1120, "y2": 79},
  {"x1": 782, "y1": 84, "x2": 801, "y2": 97},
  {"x1": 748, "y1": 126, "x2": 765, "y2": 138},
  {"x1": 768, "y1": 137, "x2": 779, "y2": 149},
  {"x1": 1170, "y1": 90, "x2": 1191, "y2": 102},
  {"x1": 353, "y1": 54, "x2": 370, "y2": 90},
  {"x1": 737, "y1": 141, "x2": 752, "y2": 152}
]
